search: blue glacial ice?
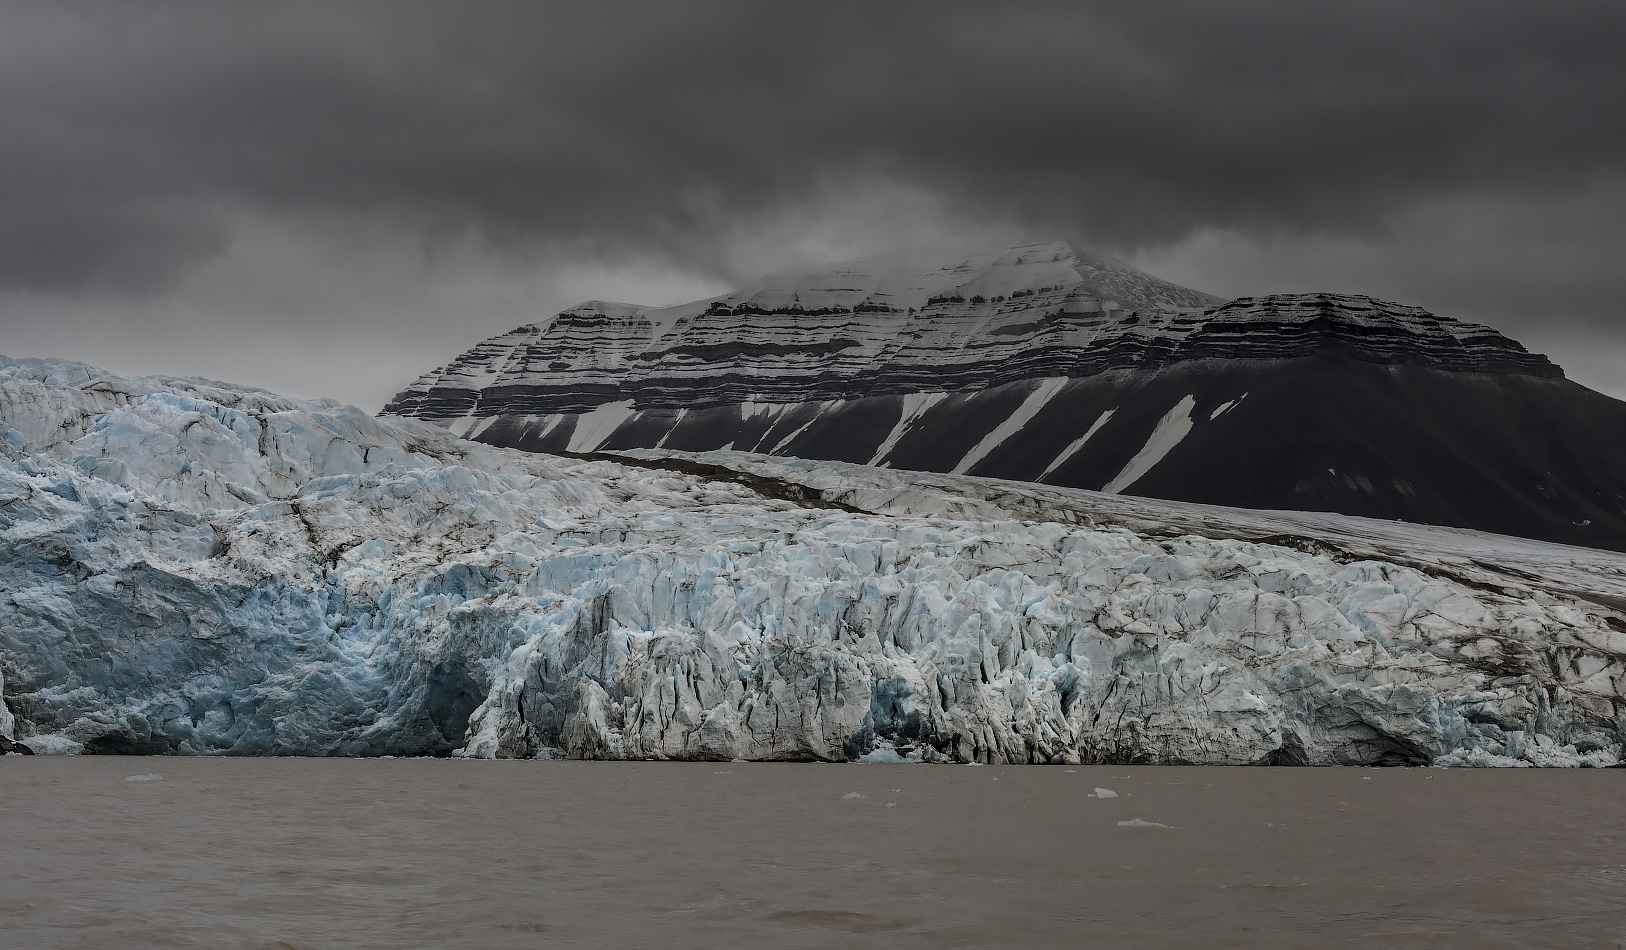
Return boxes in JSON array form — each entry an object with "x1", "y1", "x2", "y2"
[{"x1": 1, "y1": 355, "x2": 1623, "y2": 766}]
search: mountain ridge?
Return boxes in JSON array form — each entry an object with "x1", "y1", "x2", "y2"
[
  {"x1": 384, "y1": 241, "x2": 1626, "y2": 550},
  {"x1": 385, "y1": 240, "x2": 1228, "y2": 418}
]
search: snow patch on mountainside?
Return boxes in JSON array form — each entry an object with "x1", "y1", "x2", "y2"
[
  {"x1": 1040, "y1": 409, "x2": 1116, "y2": 481},
  {"x1": 1209, "y1": 394, "x2": 1245, "y2": 420},
  {"x1": 951, "y1": 377, "x2": 1068, "y2": 475},
  {"x1": 654, "y1": 408, "x2": 688, "y2": 448},
  {"x1": 770, "y1": 399, "x2": 844, "y2": 454},
  {"x1": 1104, "y1": 395, "x2": 1197, "y2": 494},
  {"x1": 871, "y1": 392, "x2": 947, "y2": 466},
  {"x1": 566, "y1": 400, "x2": 637, "y2": 453}
]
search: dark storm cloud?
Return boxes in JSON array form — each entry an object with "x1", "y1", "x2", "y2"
[{"x1": 3, "y1": 1, "x2": 1624, "y2": 293}]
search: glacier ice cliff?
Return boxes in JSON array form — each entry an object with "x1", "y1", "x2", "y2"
[{"x1": 2, "y1": 355, "x2": 1623, "y2": 765}]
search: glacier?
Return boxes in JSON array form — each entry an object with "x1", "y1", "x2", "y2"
[{"x1": 2, "y1": 355, "x2": 1624, "y2": 765}]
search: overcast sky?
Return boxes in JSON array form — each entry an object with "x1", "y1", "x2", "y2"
[{"x1": 3, "y1": 2, "x2": 1625, "y2": 410}]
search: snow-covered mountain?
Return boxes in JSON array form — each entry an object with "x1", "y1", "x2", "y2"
[
  {"x1": 4, "y1": 355, "x2": 1624, "y2": 765},
  {"x1": 387, "y1": 241, "x2": 1626, "y2": 550}
]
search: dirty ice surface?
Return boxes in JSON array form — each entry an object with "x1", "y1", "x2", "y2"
[{"x1": 1, "y1": 355, "x2": 1623, "y2": 766}]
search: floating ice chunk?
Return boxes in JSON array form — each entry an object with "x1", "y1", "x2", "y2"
[
  {"x1": 20, "y1": 735, "x2": 82, "y2": 755},
  {"x1": 1431, "y1": 747, "x2": 1531, "y2": 768},
  {"x1": 842, "y1": 792, "x2": 865, "y2": 799},
  {"x1": 125, "y1": 773, "x2": 163, "y2": 782},
  {"x1": 857, "y1": 741, "x2": 926, "y2": 764},
  {"x1": 858, "y1": 748, "x2": 904, "y2": 763},
  {"x1": 1118, "y1": 818, "x2": 1173, "y2": 828},
  {"x1": 1094, "y1": 787, "x2": 1119, "y2": 799}
]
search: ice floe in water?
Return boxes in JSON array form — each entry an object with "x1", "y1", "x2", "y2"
[{"x1": 1, "y1": 355, "x2": 1625, "y2": 767}]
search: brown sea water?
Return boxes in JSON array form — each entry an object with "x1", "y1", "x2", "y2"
[{"x1": 0, "y1": 759, "x2": 1622, "y2": 949}]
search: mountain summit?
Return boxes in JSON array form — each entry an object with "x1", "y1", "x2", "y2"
[
  {"x1": 386, "y1": 241, "x2": 1626, "y2": 550},
  {"x1": 386, "y1": 240, "x2": 1223, "y2": 417}
]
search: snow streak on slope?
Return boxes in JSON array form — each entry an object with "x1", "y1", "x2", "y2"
[
  {"x1": 567, "y1": 400, "x2": 637, "y2": 453},
  {"x1": 1209, "y1": 394, "x2": 1245, "y2": 420},
  {"x1": 769, "y1": 400, "x2": 842, "y2": 454},
  {"x1": 1039, "y1": 409, "x2": 1115, "y2": 481},
  {"x1": 3, "y1": 356, "x2": 1624, "y2": 767},
  {"x1": 870, "y1": 392, "x2": 947, "y2": 466},
  {"x1": 951, "y1": 377, "x2": 1067, "y2": 475},
  {"x1": 654, "y1": 409, "x2": 688, "y2": 448},
  {"x1": 1103, "y1": 395, "x2": 1196, "y2": 494}
]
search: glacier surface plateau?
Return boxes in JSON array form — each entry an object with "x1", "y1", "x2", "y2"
[{"x1": 2, "y1": 356, "x2": 1623, "y2": 766}]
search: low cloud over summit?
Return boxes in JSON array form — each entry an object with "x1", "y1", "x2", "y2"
[{"x1": 3, "y1": 3, "x2": 1625, "y2": 407}]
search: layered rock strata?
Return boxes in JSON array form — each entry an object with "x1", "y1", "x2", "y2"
[{"x1": 385, "y1": 242, "x2": 1626, "y2": 550}]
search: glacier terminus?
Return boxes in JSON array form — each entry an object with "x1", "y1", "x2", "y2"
[{"x1": 1, "y1": 355, "x2": 1623, "y2": 766}]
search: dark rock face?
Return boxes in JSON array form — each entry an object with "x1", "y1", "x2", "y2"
[
  {"x1": 1155, "y1": 294, "x2": 1559, "y2": 377},
  {"x1": 385, "y1": 241, "x2": 1626, "y2": 550}
]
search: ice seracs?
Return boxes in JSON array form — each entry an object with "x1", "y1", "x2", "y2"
[{"x1": 2, "y1": 354, "x2": 1624, "y2": 765}]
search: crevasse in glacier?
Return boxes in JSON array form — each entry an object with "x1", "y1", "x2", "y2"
[{"x1": 1, "y1": 355, "x2": 1622, "y2": 765}]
